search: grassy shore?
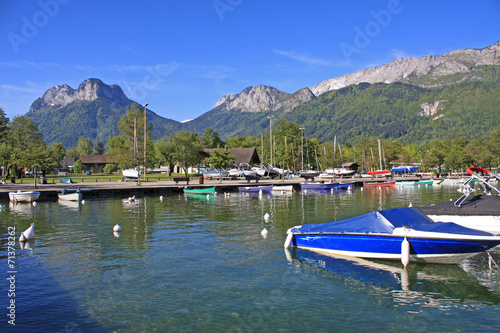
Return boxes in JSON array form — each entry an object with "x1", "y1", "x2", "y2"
[{"x1": 5, "y1": 173, "x2": 198, "y2": 184}]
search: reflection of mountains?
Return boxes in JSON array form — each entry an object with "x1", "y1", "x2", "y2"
[{"x1": 288, "y1": 248, "x2": 500, "y2": 306}]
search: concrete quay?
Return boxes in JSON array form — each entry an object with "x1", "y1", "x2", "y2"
[{"x1": 0, "y1": 176, "x2": 428, "y2": 202}]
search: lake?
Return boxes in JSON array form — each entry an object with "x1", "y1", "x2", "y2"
[{"x1": 2, "y1": 185, "x2": 500, "y2": 332}]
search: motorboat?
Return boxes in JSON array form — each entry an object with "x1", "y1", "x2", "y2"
[
  {"x1": 418, "y1": 170, "x2": 500, "y2": 233},
  {"x1": 252, "y1": 164, "x2": 279, "y2": 178},
  {"x1": 9, "y1": 190, "x2": 41, "y2": 203},
  {"x1": 123, "y1": 169, "x2": 139, "y2": 181},
  {"x1": 284, "y1": 207, "x2": 500, "y2": 265},
  {"x1": 272, "y1": 185, "x2": 294, "y2": 192},
  {"x1": 203, "y1": 169, "x2": 229, "y2": 179},
  {"x1": 333, "y1": 168, "x2": 356, "y2": 177},
  {"x1": 57, "y1": 189, "x2": 83, "y2": 201},
  {"x1": 367, "y1": 170, "x2": 391, "y2": 176}
]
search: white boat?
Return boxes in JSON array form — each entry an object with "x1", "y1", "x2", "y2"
[
  {"x1": 9, "y1": 190, "x2": 40, "y2": 203},
  {"x1": 57, "y1": 189, "x2": 83, "y2": 202},
  {"x1": 272, "y1": 185, "x2": 294, "y2": 192},
  {"x1": 252, "y1": 164, "x2": 279, "y2": 178},
  {"x1": 333, "y1": 168, "x2": 355, "y2": 177},
  {"x1": 123, "y1": 169, "x2": 140, "y2": 181},
  {"x1": 418, "y1": 171, "x2": 500, "y2": 234}
]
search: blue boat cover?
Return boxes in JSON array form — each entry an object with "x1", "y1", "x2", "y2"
[{"x1": 291, "y1": 208, "x2": 494, "y2": 236}]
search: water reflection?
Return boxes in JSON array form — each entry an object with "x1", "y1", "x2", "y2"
[{"x1": 287, "y1": 247, "x2": 500, "y2": 307}]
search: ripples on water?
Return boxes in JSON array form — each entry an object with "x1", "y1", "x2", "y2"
[{"x1": 1, "y1": 185, "x2": 500, "y2": 332}]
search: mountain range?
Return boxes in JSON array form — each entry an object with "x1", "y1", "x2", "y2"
[{"x1": 25, "y1": 41, "x2": 500, "y2": 148}]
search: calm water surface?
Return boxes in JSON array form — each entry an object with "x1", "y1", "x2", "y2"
[{"x1": 1, "y1": 185, "x2": 500, "y2": 332}]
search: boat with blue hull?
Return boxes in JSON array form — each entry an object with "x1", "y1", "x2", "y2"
[
  {"x1": 238, "y1": 185, "x2": 273, "y2": 193},
  {"x1": 285, "y1": 207, "x2": 500, "y2": 265},
  {"x1": 300, "y1": 182, "x2": 339, "y2": 190}
]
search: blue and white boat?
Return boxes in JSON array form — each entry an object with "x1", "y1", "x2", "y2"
[
  {"x1": 300, "y1": 182, "x2": 339, "y2": 190},
  {"x1": 284, "y1": 207, "x2": 500, "y2": 265},
  {"x1": 391, "y1": 166, "x2": 419, "y2": 173},
  {"x1": 238, "y1": 185, "x2": 273, "y2": 193}
]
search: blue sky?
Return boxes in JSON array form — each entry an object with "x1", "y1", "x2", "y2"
[{"x1": 1, "y1": 0, "x2": 499, "y2": 123}]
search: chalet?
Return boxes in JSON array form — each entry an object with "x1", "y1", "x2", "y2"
[{"x1": 80, "y1": 155, "x2": 114, "y2": 173}]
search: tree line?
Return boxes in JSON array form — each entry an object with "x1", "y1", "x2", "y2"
[{"x1": 1, "y1": 103, "x2": 499, "y2": 179}]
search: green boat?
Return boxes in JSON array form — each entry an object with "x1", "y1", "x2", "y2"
[
  {"x1": 414, "y1": 180, "x2": 433, "y2": 186},
  {"x1": 183, "y1": 187, "x2": 216, "y2": 195}
]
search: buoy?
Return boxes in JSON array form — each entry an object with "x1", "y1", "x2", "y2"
[
  {"x1": 264, "y1": 213, "x2": 270, "y2": 222},
  {"x1": 348, "y1": 186, "x2": 352, "y2": 191},
  {"x1": 361, "y1": 187, "x2": 364, "y2": 191},
  {"x1": 284, "y1": 232, "x2": 293, "y2": 248},
  {"x1": 261, "y1": 228, "x2": 269, "y2": 238},
  {"x1": 32, "y1": 201, "x2": 37, "y2": 206},
  {"x1": 214, "y1": 192, "x2": 217, "y2": 196},
  {"x1": 206, "y1": 194, "x2": 210, "y2": 200},
  {"x1": 159, "y1": 195, "x2": 163, "y2": 201},
  {"x1": 401, "y1": 237, "x2": 410, "y2": 267},
  {"x1": 408, "y1": 202, "x2": 413, "y2": 207},
  {"x1": 19, "y1": 223, "x2": 35, "y2": 242},
  {"x1": 81, "y1": 199, "x2": 86, "y2": 204},
  {"x1": 113, "y1": 224, "x2": 122, "y2": 232}
]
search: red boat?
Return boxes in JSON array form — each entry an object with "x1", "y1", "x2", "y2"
[
  {"x1": 367, "y1": 170, "x2": 391, "y2": 176},
  {"x1": 363, "y1": 181, "x2": 396, "y2": 188},
  {"x1": 466, "y1": 166, "x2": 490, "y2": 175}
]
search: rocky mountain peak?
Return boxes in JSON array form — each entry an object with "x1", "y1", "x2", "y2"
[
  {"x1": 311, "y1": 41, "x2": 500, "y2": 96},
  {"x1": 213, "y1": 85, "x2": 315, "y2": 113},
  {"x1": 29, "y1": 78, "x2": 131, "y2": 113}
]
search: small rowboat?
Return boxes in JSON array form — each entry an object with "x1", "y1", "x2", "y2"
[
  {"x1": 363, "y1": 181, "x2": 395, "y2": 188},
  {"x1": 57, "y1": 189, "x2": 83, "y2": 201},
  {"x1": 9, "y1": 190, "x2": 40, "y2": 203},
  {"x1": 183, "y1": 187, "x2": 216, "y2": 195},
  {"x1": 238, "y1": 185, "x2": 273, "y2": 193},
  {"x1": 301, "y1": 182, "x2": 339, "y2": 190}
]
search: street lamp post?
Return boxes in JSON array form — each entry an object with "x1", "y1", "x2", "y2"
[
  {"x1": 299, "y1": 127, "x2": 305, "y2": 171},
  {"x1": 267, "y1": 116, "x2": 274, "y2": 166},
  {"x1": 143, "y1": 103, "x2": 148, "y2": 182}
]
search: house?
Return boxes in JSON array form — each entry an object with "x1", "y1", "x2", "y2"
[
  {"x1": 342, "y1": 162, "x2": 359, "y2": 172},
  {"x1": 80, "y1": 155, "x2": 115, "y2": 173}
]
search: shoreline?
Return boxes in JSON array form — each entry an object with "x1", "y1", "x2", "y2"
[{"x1": 0, "y1": 176, "x2": 432, "y2": 201}]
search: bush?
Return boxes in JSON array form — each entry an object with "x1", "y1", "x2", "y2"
[{"x1": 103, "y1": 164, "x2": 118, "y2": 174}]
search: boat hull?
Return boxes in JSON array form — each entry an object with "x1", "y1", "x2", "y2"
[
  {"x1": 238, "y1": 186, "x2": 273, "y2": 193},
  {"x1": 58, "y1": 192, "x2": 83, "y2": 202},
  {"x1": 364, "y1": 181, "x2": 395, "y2": 188},
  {"x1": 272, "y1": 185, "x2": 294, "y2": 192},
  {"x1": 301, "y1": 183, "x2": 339, "y2": 190},
  {"x1": 292, "y1": 233, "x2": 500, "y2": 264},
  {"x1": 9, "y1": 191, "x2": 41, "y2": 202},
  {"x1": 183, "y1": 187, "x2": 215, "y2": 195}
]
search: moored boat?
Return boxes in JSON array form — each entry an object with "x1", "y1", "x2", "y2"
[
  {"x1": 300, "y1": 182, "x2": 339, "y2": 190},
  {"x1": 364, "y1": 181, "x2": 395, "y2": 188},
  {"x1": 238, "y1": 185, "x2": 273, "y2": 193},
  {"x1": 272, "y1": 185, "x2": 294, "y2": 192},
  {"x1": 9, "y1": 190, "x2": 40, "y2": 203},
  {"x1": 183, "y1": 187, "x2": 216, "y2": 195},
  {"x1": 284, "y1": 207, "x2": 500, "y2": 265},
  {"x1": 57, "y1": 189, "x2": 83, "y2": 201},
  {"x1": 367, "y1": 170, "x2": 391, "y2": 176}
]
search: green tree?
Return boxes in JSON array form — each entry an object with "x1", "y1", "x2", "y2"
[
  {"x1": 94, "y1": 140, "x2": 106, "y2": 155},
  {"x1": 203, "y1": 147, "x2": 235, "y2": 182},
  {"x1": 155, "y1": 138, "x2": 178, "y2": 176},
  {"x1": 73, "y1": 160, "x2": 83, "y2": 173},
  {"x1": 168, "y1": 131, "x2": 203, "y2": 176},
  {"x1": 0, "y1": 107, "x2": 9, "y2": 141},
  {"x1": 77, "y1": 137, "x2": 94, "y2": 156},
  {"x1": 51, "y1": 142, "x2": 66, "y2": 164},
  {"x1": 202, "y1": 128, "x2": 225, "y2": 148}
]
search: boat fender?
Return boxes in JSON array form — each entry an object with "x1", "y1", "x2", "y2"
[
  {"x1": 113, "y1": 224, "x2": 122, "y2": 232},
  {"x1": 261, "y1": 228, "x2": 268, "y2": 238},
  {"x1": 284, "y1": 232, "x2": 294, "y2": 248},
  {"x1": 264, "y1": 213, "x2": 270, "y2": 222},
  {"x1": 401, "y1": 237, "x2": 410, "y2": 267}
]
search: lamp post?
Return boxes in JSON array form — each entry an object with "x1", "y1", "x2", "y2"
[
  {"x1": 267, "y1": 116, "x2": 274, "y2": 166},
  {"x1": 143, "y1": 103, "x2": 148, "y2": 182},
  {"x1": 299, "y1": 127, "x2": 305, "y2": 171}
]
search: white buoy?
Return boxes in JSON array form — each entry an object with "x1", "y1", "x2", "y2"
[
  {"x1": 401, "y1": 237, "x2": 410, "y2": 267},
  {"x1": 361, "y1": 187, "x2": 363, "y2": 191},
  {"x1": 408, "y1": 202, "x2": 412, "y2": 207},
  {"x1": 113, "y1": 224, "x2": 122, "y2": 232},
  {"x1": 32, "y1": 201, "x2": 37, "y2": 206},
  {"x1": 261, "y1": 228, "x2": 269, "y2": 238},
  {"x1": 159, "y1": 195, "x2": 163, "y2": 201},
  {"x1": 19, "y1": 223, "x2": 35, "y2": 242},
  {"x1": 206, "y1": 194, "x2": 210, "y2": 200},
  {"x1": 264, "y1": 213, "x2": 270, "y2": 222},
  {"x1": 81, "y1": 199, "x2": 86, "y2": 204},
  {"x1": 214, "y1": 192, "x2": 217, "y2": 196},
  {"x1": 348, "y1": 186, "x2": 352, "y2": 191}
]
